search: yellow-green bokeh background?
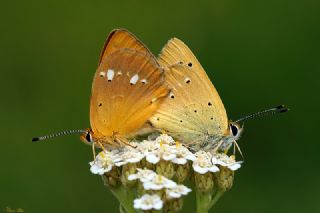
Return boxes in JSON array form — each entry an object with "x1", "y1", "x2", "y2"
[{"x1": 1, "y1": 0, "x2": 319, "y2": 212}]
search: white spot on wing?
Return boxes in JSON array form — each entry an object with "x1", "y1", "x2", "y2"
[
  {"x1": 130, "y1": 74, "x2": 139, "y2": 85},
  {"x1": 107, "y1": 69, "x2": 115, "y2": 81},
  {"x1": 99, "y1": 72, "x2": 105, "y2": 77},
  {"x1": 184, "y1": 77, "x2": 191, "y2": 83},
  {"x1": 117, "y1": 71, "x2": 122, "y2": 76},
  {"x1": 141, "y1": 79, "x2": 148, "y2": 84}
]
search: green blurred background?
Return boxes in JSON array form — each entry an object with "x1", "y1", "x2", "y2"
[{"x1": 1, "y1": 0, "x2": 319, "y2": 212}]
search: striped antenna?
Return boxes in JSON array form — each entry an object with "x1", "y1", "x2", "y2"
[
  {"x1": 32, "y1": 129, "x2": 87, "y2": 142},
  {"x1": 235, "y1": 105, "x2": 289, "y2": 123}
]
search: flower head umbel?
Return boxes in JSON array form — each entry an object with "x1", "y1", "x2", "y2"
[
  {"x1": 213, "y1": 153, "x2": 242, "y2": 171},
  {"x1": 143, "y1": 174, "x2": 177, "y2": 190},
  {"x1": 89, "y1": 151, "x2": 113, "y2": 175},
  {"x1": 193, "y1": 151, "x2": 220, "y2": 174},
  {"x1": 145, "y1": 143, "x2": 177, "y2": 164},
  {"x1": 89, "y1": 134, "x2": 242, "y2": 212},
  {"x1": 155, "y1": 134, "x2": 175, "y2": 145},
  {"x1": 112, "y1": 146, "x2": 144, "y2": 167},
  {"x1": 166, "y1": 184, "x2": 192, "y2": 199},
  {"x1": 171, "y1": 143, "x2": 196, "y2": 165},
  {"x1": 134, "y1": 140, "x2": 160, "y2": 155},
  {"x1": 128, "y1": 168, "x2": 157, "y2": 182},
  {"x1": 134, "y1": 194, "x2": 163, "y2": 211}
]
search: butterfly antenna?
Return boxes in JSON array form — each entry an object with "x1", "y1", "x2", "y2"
[
  {"x1": 235, "y1": 105, "x2": 289, "y2": 123},
  {"x1": 32, "y1": 129, "x2": 87, "y2": 142}
]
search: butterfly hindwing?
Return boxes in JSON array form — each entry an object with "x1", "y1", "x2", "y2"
[{"x1": 150, "y1": 38, "x2": 228, "y2": 143}]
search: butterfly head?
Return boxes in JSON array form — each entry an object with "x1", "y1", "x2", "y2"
[
  {"x1": 215, "y1": 121, "x2": 243, "y2": 151},
  {"x1": 228, "y1": 122, "x2": 243, "y2": 141},
  {"x1": 80, "y1": 128, "x2": 94, "y2": 145}
]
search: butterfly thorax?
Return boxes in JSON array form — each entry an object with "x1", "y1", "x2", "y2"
[
  {"x1": 188, "y1": 123, "x2": 243, "y2": 153},
  {"x1": 188, "y1": 134, "x2": 223, "y2": 152}
]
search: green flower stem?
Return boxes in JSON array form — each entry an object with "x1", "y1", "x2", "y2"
[
  {"x1": 110, "y1": 185, "x2": 137, "y2": 213},
  {"x1": 196, "y1": 189, "x2": 225, "y2": 213},
  {"x1": 195, "y1": 190, "x2": 212, "y2": 213},
  {"x1": 208, "y1": 189, "x2": 224, "y2": 209},
  {"x1": 119, "y1": 205, "x2": 126, "y2": 213}
]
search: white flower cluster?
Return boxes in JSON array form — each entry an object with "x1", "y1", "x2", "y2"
[
  {"x1": 192, "y1": 151, "x2": 242, "y2": 174},
  {"x1": 89, "y1": 134, "x2": 242, "y2": 210},
  {"x1": 90, "y1": 134, "x2": 242, "y2": 176},
  {"x1": 130, "y1": 168, "x2": 191, "y2": 210}
]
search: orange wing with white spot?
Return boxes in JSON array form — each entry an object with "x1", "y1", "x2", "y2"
[
  {"x1": 149, "y1": 38, "x2": 228, "y2": 143},
  {"x1": 90, "y1": 29, "x2": 169, "y2": 144}
]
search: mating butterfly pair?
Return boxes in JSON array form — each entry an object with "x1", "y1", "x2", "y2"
[{"x1": 33, "y1": 29, "x2": 288, "y2": 153}]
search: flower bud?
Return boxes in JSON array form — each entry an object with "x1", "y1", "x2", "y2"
[
  {"x1": 193, "y1": 172, "x2": 214, "y2": 193},
  {"x1": 156, "y1": 160, "x2": 174, "y2": 179},
  {"x1": 102, "y1": 167, "x2": 120, "y2": 188},
  {"x1": 174, "y1": 163, "x2": 190, "y2": 183},
  {"x1": 163, "y1": 198, "x2": 183, "y2": 213},
  {"x1": 120, "y1": 163, "x2": 137, "y2": 187},
  {"x1": 215, "y1": 166, "x2": 234, "y2": 191}
]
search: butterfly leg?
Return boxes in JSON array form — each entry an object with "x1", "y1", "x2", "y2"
[
  {"x1": 232, "y1": 142, "x2": 236, "y2": 155},
  {"x1": 114, "y1": 135, "x2": 135, "y2": 148},
  {"x1": 92, "y1": 142, "x2": 97, "y2": 162},
  {"x1": 97, "y1": 141, "x2": 107, "y2": 151},
  {"x1": 233, "y1": 140, "x2": 244, "y2": 160},
  {"x1": 120, "y1": 139, "x2": 135, "y2": 148},
  {"x1": 213, "y1": 140, "x2": 224, "y2": 153}
]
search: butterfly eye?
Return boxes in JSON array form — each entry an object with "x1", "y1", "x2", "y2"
[
  {"x1": 85, "y1": 131, "x2": 93, "y2": 143},
  {"x1": 230, "y1": 124, "x2": 239, "y2": 137}
]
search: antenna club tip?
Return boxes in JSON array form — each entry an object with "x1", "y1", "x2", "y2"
[
  {"x1": 276, "y1": 105, "x2": 290, "y2": 113},
  {"x1": 32, "y1": 137, "x2": 40, "y2": 142}
]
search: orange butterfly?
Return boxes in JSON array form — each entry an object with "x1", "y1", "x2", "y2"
[
  {"x1": 33, "y1": 29, "x2": 169, "y2": 150},
  {"x1": 149, "y1": 38, "x2": 288, "y2": 152}
]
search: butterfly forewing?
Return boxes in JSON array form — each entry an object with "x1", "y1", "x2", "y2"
[
  {"x1": 98, "y1": 29, "x2": 156, "y2": 64},
  {"x1": 90, "y1": 29, "x2": 169, "y2": 143},
  {"x1": 149, "y1": 38, "x2": 228, "y2": 143}
]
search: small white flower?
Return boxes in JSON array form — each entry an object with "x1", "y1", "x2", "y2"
[
  {"x1": 143, "y1": 174, "x2": 177, "y2": 190},
  {"x1": 146, "y1": 144, "x2": 176, "y2": 164},
  {"x1": 193, "y1": 151, "x2": 219, "y2": 174},
  {"x1": 89, "y1": 151, "x2": 113, "y2": 175},
  {"x1": 134, "y1": 194, "x2": 163, "y2": 210},
  {"x1": 112, "y1": 147, "x2": 144, "y2": 167},
  {"x1": 171, "y1": 144, "x2": 196, "y2": 164},
  {"x1": 166, "y1": 184, "x2": 192, "y2": 199},
  {"x1": 128, "y1": 168, "x2": 157, "y2": 182},
  {"x1": 212, "y1": 153, "x2": 242, "y2": 171},
  {"x1": 155, "y1": 134, "x2": 175, "y2": 145},
  {"x1": 134, "y1": 140, "x2": 160, "y2": 155}
]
